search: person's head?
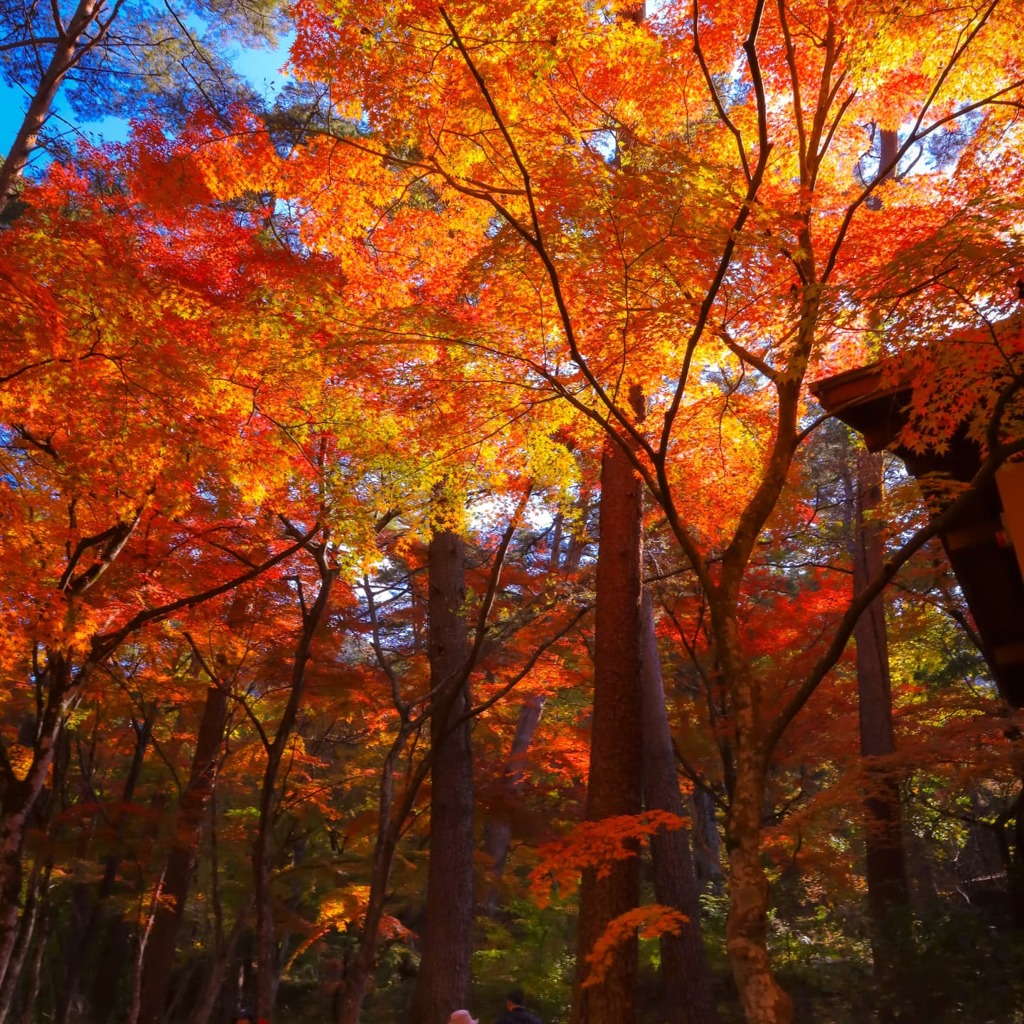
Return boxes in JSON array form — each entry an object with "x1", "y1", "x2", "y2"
[
  {"x1": 449, "y1": 1011, "x2": 478, "y2": 1024},
  {"x1": 232, "y1": 1012, "x2": 255, "y2": 1024},
  {"x1": 506, "y1": 989, "x2": 525, "y2": 1009}
]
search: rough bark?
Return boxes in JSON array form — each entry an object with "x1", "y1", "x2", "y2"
[
  {"x1": 725, "y1": 755, "x2": 793, "y2": 1024},
  {"x1": 853, "y1": 450, "x2": 910, "y2": 944},
  {"x1": 407, "y1": 528, "x2": 474, "y2": 1024},
  {"x1": 571, "y1": 428, "x2": 644, "y2": 1024},
  {"x1": 640, "y1": 592, "x2": 720, "y2": 1024},
  {"x1": 136, "y1": 685, "x2": 229, "y2": 1024}
]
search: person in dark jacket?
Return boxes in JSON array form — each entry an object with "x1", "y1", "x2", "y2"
[{"x1": 495, "y1": 988, "x2": 542, "y2": 1024}]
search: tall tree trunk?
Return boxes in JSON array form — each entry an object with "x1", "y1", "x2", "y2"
[
  {"x1": 691, "y1": 790, "x2": 724, "y2": 894},
  {"x1": 16, "y1": 889, "x2": 47, "y2": 1024},
  {"x1": 640, "y1": 592, "x2": 720, "y2": 1024},
  {"x1": 336, "y1": 726, "x2": 411, "y2": 1024},
  {"x1": 853, "y1": 448, "x2": 911, "y2": 1017},
  {"x1": 1007, "y1": 784, "x2": 1024, "y2": 927},
  {"x1": 407, "y1": 527, "x2": 474, "y2": 1024},
  {"x1": 724, "y1": 752, "x2": 792, "y2": 1024},
  {"x1": 572, "y1": 412, "x2": 645, "y2": 1024},
  {"x1": 483, "y1": 694, "x2": 546, "y2": 914},
  {"x1": 136, "y1": 686, "x2": 229, "y2": 1024}
]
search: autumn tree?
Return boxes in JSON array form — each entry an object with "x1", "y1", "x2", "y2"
[
  {"x1": 278, "y1": 2, "x2": 1024, "y2": 1021},
  {"x1": 0, "y1": 126, "x2": 375, "y2": 1017}
]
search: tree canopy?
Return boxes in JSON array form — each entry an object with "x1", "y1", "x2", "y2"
[{"x1": 2, "y1": 2, "x2": 1024, "y2": 1023}]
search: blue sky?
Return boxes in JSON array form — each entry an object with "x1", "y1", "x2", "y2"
[{"x1": 0, "y1": 32, "x2": 293, "y2": 174}]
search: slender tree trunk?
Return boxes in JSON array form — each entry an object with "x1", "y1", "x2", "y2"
[
  {"x1": 56, "y1": 711, "x2": 154, "y2": 1024},
  {"x1": 691, "y1": 790, "x2": 724, "y2": 894},
  {"x1": 483, "y1": 694, "x2": 546, "y2": 914},
  {"x1": 853, "y1": 449, "x2": 910, "y2": 941},
  {"x1": 1009, "y1": 785, "x2": 1024, "y2": 928},
  {"x1": 336, "y1": 728, "x2": 410, "y2": 1024},
  {"x1": 640, "y1": 592, "x2": 720, "y2": 1024},
  {"x1": 717, "y1": 611, "x2": 793, "y2": 1024},
  {"x1": 0, "y1": 653, "x2": 80, "y2": 995},
  {"x1": 16, "y1": 892, "x2": 47, "y2": 1024},
  {"x1": 255, "y1": 550, "x2": 337, "y2": 1023},
  {"x1": 136, "y1": 686, "x2": 229, "y2": 1024},
  {"x1": 0, "y1": 859, "x2": 48, "y2": 1024},
  {"x1": 572, "y1": 412, "x2": 645, "y2": 1024},
  {"x1": 188, "y1": 896, "x2": 255, "y2": 1024},
  {"x1": 407, "y1": 528, "x2": 474, "y2": 1024},
  {"x1": 91, "y1": 914, "x2": 133, "y2": 1023}
]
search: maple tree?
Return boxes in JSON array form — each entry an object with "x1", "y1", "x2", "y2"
[
  {"x1": 4, "y1": 0, "x2": 1024, "y2": 1021},
  {"x1": 275, "y1": 0, "x2": 1024, "y2": 1020}
]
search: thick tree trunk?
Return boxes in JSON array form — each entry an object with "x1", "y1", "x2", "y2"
[
  {"x1": 407, "y1": 528, "x2": 474, "y2": 1024},
  {"x1": 136, "y1": 686, "x2": 229, "y2": 1024},
  {"x1": 640, "y1": 592, "x2": 720, "y2": 1024},
  {"x1": 571, "y1": 428, "x2": 644, "y2": 1024}
]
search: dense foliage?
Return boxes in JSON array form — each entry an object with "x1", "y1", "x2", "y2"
[{"x1": 2, "y1": 1, "x2": 1024, "y2": 1023}]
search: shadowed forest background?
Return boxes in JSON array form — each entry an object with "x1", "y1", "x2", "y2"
[{"x1": 3, "y1": 1, "x2": 1024, "y2": 1023}]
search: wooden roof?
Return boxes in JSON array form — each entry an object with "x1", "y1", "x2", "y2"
[{"x1": 811, "y1": 365, "x2": 1024, "y2": 707}]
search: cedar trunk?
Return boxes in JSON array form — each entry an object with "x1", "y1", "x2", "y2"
[
  {"x1": 853, "y1": 449, "x2": 911, "y2": 1015},
  {"x1": 407, "y1": 528, "x2": 474, "y2": 1024},
  {"x1": 639, "y1": 592, "x2": 720, "y2": 1024},
  {"x1": 571, "y1": 436, "x2": 644, "y2": 1024}
]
